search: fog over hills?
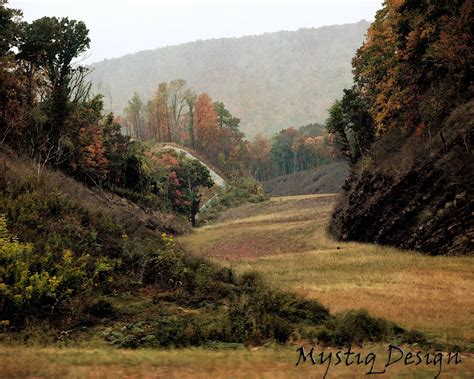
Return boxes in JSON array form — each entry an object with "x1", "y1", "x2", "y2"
[{"x1": 89, "y1": 21, "x2": 370, "y2": 137}]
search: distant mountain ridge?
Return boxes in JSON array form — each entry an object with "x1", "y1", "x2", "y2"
[{"x1": 89, "y1": 21, "x2": 370, "y2": 137}]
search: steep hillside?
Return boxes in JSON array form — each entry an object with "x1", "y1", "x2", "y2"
[
  {"x1": 89, "y1": 21, "x2": 370, "y2": 136},
  {"x1": 327, "y1": 1, "x2": 473, "y2": 256},
  {"x1": 330, "y1": 103, "x2": 473, "y2": 256},
  {"x1": 0, "y1": 145, "x2": 191, "y2": 239},
  {"x1": 263, "y1": 161, "x2": 348, "y2": 196}
]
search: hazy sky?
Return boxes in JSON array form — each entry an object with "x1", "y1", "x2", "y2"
[{"x1": 10, "y1": 0, "x2": 382, "y2": 63}]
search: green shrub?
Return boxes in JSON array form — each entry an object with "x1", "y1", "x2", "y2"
[
  {"x1": 0, "y1": 215, "x2": 60, "y2": 323},
  {"x1": 270, "y1": 315, "x2": 293, "y2": 343},
  {"x1": 140, "y1": 234, "x2": 189, "y2": 289},
  {"x1": 103, "y1": 321, "x2": 156, "y2": 348},
  {"x1": 317, "y1": 309, "x2": 394, "y2": 346}
]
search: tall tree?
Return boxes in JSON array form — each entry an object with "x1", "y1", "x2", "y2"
[
  {"x1": 168, "y1": 79, "x2": 188, "y2": 143},
  {"x1": 326, "y1": 87, "x2": 375, "y2": 164},
  {"x1": 326, "y1": 101, "x2": 353, "y2": 163},
  {"x1": 176, "y1": 157, "x2": 214, "y2": 227},
  {"x1": 16, "y1": 16, "x2": 91, "y2": 160},
  {"x1": 194, "y1": 93, "x2": 218, "y2": 153},
  {"x1": 214, "y1": 101, "x2": 242, "y2": 159},
  {"x1": 185, "y1": 91, "x2": 196, "y2": 149},
  {"x1": 150, "y1": 82, "x2": 171, "y2": 142},
  {"x1": 248, "y1": 134, "x2": 272, "y2": 181},
  {"x1": 124, "y1": 92, "x2": 143, "y2": 140}
]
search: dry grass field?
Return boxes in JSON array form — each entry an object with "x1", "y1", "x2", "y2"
[{"x1": 180, "y1": 194, "x2": 474, "y2": 344}]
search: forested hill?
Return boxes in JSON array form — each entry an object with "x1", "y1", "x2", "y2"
[{"x1": 89, "y1": 21, "x2": 370, "y2": 136}]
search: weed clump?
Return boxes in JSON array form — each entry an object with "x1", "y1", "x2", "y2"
[{"x1": 316, "y1": 309, "x2": 396, "y2": 347}]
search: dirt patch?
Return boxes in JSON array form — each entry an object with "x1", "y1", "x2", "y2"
[{"x1": 194, "y1": 225, "x2": 313, "y2": 260}]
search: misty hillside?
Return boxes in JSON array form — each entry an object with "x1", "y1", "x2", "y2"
[
  {"x1": 263, "y1": 161, "x2": 349, "y2": 196},
  {"x1": 89, "y1": 21, "x2": 370, "y2": 136}
]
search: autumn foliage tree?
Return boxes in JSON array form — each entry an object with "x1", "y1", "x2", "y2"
[
  {"x1": 194, "y1": 93, "x2": 218, "y2": 152},
  {"x1": 352, "y1": 0, "x2": 473, "y2": 136},
  {"x1": 78, "y1": 125, "x2": 108, "y2": 184},
  {"x1": 248, "y1": 134, "x2": 272, "y2": 181},
  {"x1": 149, "y1": 83, "x2": 171, "y2": 142},
  {"x1": 327, "y1": 0, "x2": 473, "y2": 163}
]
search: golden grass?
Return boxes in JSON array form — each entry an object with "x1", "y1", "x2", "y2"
[
  {"x1": 0, "y1": 345, "x2": 472, "y2": 378},
  {"x1": 269, "y1": 193, "x2": 338, "y2": 202},
  {"x1": 179, "y1": 195, "x2": 474, "y2": 344}
]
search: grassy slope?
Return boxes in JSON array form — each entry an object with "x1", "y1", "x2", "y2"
[
  {"x1": 262, "y1": 161, "x2": 349, "y2": 196},
  {"x1": 0, "y1": 145, "x2": 192, "y2": 237},
  {"x1": 179, "y1": 194, "x2": 474, "y2": 344}
]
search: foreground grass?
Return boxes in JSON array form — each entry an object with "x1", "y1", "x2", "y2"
[
  {"x1": 180, "y1": 194, "x2": 474, "y2": 345},
  {"x1": 0, "y1": 344, "x2": 472, "y2": 378}
]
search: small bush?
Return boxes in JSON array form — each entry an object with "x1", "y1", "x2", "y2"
[
  {"x1": 86, "y1": 299, "x2": 116, "y2": 319},
  {"x1": 401, "y1": 329, "x2": 427, "y2": 345},
  {"x1": 317, "y1": 309, "x2": 394, "y2": 346},
  {"x1": 103, "y1": 321, "x2": 156, "y2": 348}
]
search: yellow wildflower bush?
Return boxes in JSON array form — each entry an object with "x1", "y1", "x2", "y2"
[{"x1": 0, "y1": 214, "x2": 114, "y2": 325}]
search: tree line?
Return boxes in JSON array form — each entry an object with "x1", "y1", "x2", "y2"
[
  {"x1": 122, "y1": 85, "x2": 248, "y2": 178},
  {"x1": 247, "y1": 124, "x2": 337, "y2": 181},
  {"x1": 123, "y1": 88, "x2": 338, "y2": 182}
]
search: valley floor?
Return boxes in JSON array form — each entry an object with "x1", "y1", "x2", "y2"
[
  {"x1": 1, "y1": 194, "x2": 473, "y2": 378},
  {"x1": 180, "y1": 194, "x2": 474, "y2": 345}
]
